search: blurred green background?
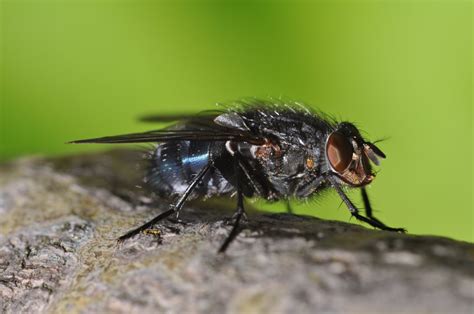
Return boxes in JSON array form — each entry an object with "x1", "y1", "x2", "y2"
[{"x1": 1, "y1": 0, "x2": 472, "y2": 242}]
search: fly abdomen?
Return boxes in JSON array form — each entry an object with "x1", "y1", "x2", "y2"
[
  {"x1": 181, "y1": 141, "x2": 210, "y2": 175},
  {"x1": 147, "y1": 141, "x2": 233, "y2": 198}
]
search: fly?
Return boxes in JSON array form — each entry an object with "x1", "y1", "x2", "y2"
[{"x1": 70, "y1": 99, "x2": 406, "y2": 252}]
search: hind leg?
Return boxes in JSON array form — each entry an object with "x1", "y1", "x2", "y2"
[{"x1": 118, "y1": 164, "x2": 212, "y2": 242}]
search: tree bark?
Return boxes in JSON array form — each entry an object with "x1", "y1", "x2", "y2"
[{"x1": 0, "y1": 150, "x2": 473, "y2": 314}]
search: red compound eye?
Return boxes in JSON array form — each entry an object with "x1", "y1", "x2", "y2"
[{"x1": 326, "y1": 132, "x2": 353, "y2": 173}]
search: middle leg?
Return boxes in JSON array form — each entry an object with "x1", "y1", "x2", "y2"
[
  {"x1": 218, "y1": 157, "x2": 246, "y2": 253},
  {"x1": 218, "y1": 188, "x2": 245, "y2": 253}
]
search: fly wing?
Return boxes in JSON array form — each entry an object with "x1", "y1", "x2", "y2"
[
  {"x1": 71, "y1": 110, "x2": 265, "y2": 145},
  {"x1": 69, "y1": 130, "x2": 263, "y2": 144},
  {"x1": 69, "y1": 117, "x2": 264, "y2": 145},
  {"x1": 138, "y1": 110, "x2": 224, "y2": 123}
]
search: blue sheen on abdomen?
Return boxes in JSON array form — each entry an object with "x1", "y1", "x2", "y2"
[
  {"x1": 182, "y1": 154, "x2": 209, "y2": 173},
  {"x1": 148, "y1": 141, "x2": 211, "y2": 194},
  {"x1": 180, "y1": 141, "x2": 210, "y2": 175},
  {"x1": 148, "y1": 140, "x2": 234, "y2": 197}
]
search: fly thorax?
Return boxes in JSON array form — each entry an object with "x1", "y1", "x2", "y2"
[
  {"x1": 263, "y1": 144, "x2": 308, "y2": 194},
  {"x1": 280, "y1": 148, "x2": 306, "y2": 177}
]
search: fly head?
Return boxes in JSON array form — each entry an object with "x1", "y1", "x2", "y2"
[{"x1": 325, "y1": 122, "x2": 386, "y2": 187}]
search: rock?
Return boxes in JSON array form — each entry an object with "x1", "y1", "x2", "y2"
[{"x1": 0, "y1": 150, "x2": 473, "y2": 314}]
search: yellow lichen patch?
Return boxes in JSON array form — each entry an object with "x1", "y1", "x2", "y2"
[{"x1": 143, "y1": 229, "x2": 161, "y2": 237}]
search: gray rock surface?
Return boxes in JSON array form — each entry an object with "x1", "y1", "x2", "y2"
[{"x1": 0, "y1": 150, "x2": 473, "y2": 314}]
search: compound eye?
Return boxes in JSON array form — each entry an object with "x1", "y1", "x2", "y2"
[{"x1": 326, "y1": 132, "x2": 353, "y2": 172}]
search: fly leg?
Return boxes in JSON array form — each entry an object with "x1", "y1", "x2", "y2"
[
  {"x1": 328, "y1": 176, "x2": 405, "y2": 232},
  {"x1": 361, "y1": 187, "x2": 406, "y2": 232},
  {"x1": 218, "y1": 157, "x2": 246, "y2": 253},
  {"x1": 118, "y1": 163, "x2": 212, "y2": 242},
  {"x1": 218, "y1": 188, "x2": 245, "y2": 253}
]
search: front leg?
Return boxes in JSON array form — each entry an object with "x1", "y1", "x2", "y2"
[
  {"x1": 361, "y1": 187, "x2": 406, "y2": 232},
  {"x1": 327, "y1": 175, "x2": 405, "y2": 232}
]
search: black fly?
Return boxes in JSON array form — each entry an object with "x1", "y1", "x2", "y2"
[{"x1": 70, "y1": 99, "x2": 405, "y2": 252}]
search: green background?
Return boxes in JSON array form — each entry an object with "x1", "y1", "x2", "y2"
[{"x1": 1, "y1": 0, "x2": 472, "y2": 242}]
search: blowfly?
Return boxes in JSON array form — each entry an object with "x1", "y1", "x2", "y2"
[{"x1": 70, "y1": 99, "x2": 405, "y2": 252}]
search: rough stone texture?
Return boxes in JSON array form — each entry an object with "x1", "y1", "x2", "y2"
[{"x1": 0, "y1": 150, "x2": 473, "y2": 314}]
